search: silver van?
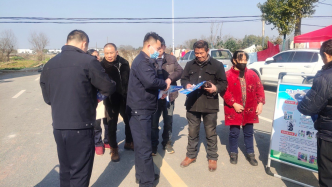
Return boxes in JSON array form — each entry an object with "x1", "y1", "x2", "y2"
[{"x1": 178, "y1": 49, "x2": 233, "y2": 72}]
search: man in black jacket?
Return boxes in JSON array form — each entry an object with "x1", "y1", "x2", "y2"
[
  {"x1": 101, "y1": 43, "x2": 133, "y2": 162},
  {"x1": 298, "y1": 39, "x2": 332, "y2": 187},
  {"x1": 151, "y1": 36, "x2": 183, "y2": 155},
  {"x1": 180, "y1": 40, "x2": 227, "y2": 172},
  {"x1": 127, "y1": 32, "x2": 169, "y2": 187},
  {"x1": 40, "y1": 30, "x2": 116, "y2": 187}
]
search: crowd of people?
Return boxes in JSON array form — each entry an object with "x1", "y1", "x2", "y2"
[{"x1": 39, "y1": 29, "x2": 332, "y2": 187}]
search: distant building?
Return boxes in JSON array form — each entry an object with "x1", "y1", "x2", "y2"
[
  {"x1": 48, "y1": 49, "x2": 62, "y2": 54},
  {"x1": 17, "y1": 49, "x2": 34, "y2": 54}
]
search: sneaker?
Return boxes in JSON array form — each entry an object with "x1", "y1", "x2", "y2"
[
  {"x1": 163, "y1": 144, "x2": 175, "y2": 154},
  {"x1": 104, "y1": 143, "x2": 111, "y2": 150},
  {"x1": 152, "y1": 146, "x2": 157, "y2": 156},
  {"x1": 95, "y1": 146, "x2": 104, "y2": 156}
]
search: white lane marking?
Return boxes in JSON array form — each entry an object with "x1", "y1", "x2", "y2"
[
  {"x1": 264, "y1": 91, "x2": 276, "y2": 94},
  {"x1": 259, "y1": 116, "x2": 273, "y2": 123},
  {"x1": 35, "y1": 77, "x2": 40, "y2": 81},
  {"x1": 12, "y1": 90, "x2": 26, "y2": 98}
]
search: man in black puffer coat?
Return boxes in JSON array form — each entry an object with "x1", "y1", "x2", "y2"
[
  {"x1": 101, "y1": 43, "x2": 133, "y2": 162},
  {"x1": 298, "y1": 39, "x2": 332, "y2": 187}
]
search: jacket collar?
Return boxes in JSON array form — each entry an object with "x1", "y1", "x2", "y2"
[
  {"x1": 140, "y1": 51, "x2": 150, "y2": 59},
  {"x1": 61, "y1": 45, "x2": 86, "y2": 54},
  {"x1": 322, "y1": 61, "x2": 332, "y2": 70},
  {"x1": 193, "y1": 55, "x2": 211, "y2": 66}
]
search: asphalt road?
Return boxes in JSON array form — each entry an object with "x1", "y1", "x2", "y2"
[{"x1": 0, "y1": 71, "x2": 319, "y2": 187}]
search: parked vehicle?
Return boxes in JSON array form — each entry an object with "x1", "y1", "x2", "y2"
[
  {"x1": 247, "y1": 49, "x2": 323, "y2": 85},
  {"x1": 178, "y1": 49, "x2": 233, "y2": 72}
]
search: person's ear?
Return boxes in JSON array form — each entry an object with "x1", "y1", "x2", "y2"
[{"x1": 116, "y1": 50, "x2": 119, "y2": 56}]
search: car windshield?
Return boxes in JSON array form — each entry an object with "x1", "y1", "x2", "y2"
[{"x1": 211, "y1": 50, "x2": 232, "y2": 60}]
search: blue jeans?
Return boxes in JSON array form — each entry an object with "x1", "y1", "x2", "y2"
[
  {"x1": 151, "y1": 100, "x2": 174, "y2": 148},
  {"x1": 229, "y1": 123, "x2": 254, "y2": 154},
  {"x1": 94, "y1": 118, "x2": 108, "y2": 147}
]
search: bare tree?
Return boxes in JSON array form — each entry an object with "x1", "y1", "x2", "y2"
[
  {"x1": 29, "y1": 32, "x2": 49, "y2": 61},
  {"x1": 0, "y1": 30, "x2": 17, "y2": 62},
  {"x1": 209, "y1": 22, "x2": 223, "y2": 48}
]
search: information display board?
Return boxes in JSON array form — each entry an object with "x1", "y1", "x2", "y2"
[{"x1": 269, "y1": 83, "x2": 318, "y2": 171}]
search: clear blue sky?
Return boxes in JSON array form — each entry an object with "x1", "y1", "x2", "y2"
[{"x1": 0, "y1": 0, "x2": 331, "y2": 49}]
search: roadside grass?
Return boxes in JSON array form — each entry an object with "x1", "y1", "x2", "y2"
[{"x1": 0, "y1": 56, "x2": 51, "y2": 70}]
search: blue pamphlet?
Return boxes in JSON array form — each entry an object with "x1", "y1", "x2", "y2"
[
  {"x1": 179, "y1": 81, "x2": 206, "y2": 95},
  {"x1": 97, "y1": 91, "x2": 107, "y2": 101},
  {"x1": 158, "y1": 85, "x2": 183, "y2": 102}
]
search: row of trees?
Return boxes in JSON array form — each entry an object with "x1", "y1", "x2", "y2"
[
  {"x1": 0, "y1": 30, "x2": 49, "y2": 62},
  {"x1": 182, "y1": 34, "x2": 282, "y2": 52}
]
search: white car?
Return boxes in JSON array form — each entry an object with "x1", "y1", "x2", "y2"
[
  {"x1": 247, "y1": 49, "x2": 323, "y2": 85},
  {"x1": 178, "y1": 49, "x2": 233, "y2": 72}
]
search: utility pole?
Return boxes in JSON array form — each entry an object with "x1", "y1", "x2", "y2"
[
  {"x1": 172, "y1": 0, "x2": 175, "y2": 54},
  {"x1": 262, "y1": 14, "x2": 265, "y2": 48}
]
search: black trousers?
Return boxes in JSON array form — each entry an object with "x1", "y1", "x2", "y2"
[
  {"x1": 94, "y1": 118, "x2": 108, "y2": 147},
  {"x1": 317, "y1": 138, "x2": 332, "y2": 187},
  {"x1": 129, "y1": 114, "x2": 155, "y2": 187},
  {"x1": 53, "y1": 128, "x2": 95, "y2": 187},
  {"x1": 105, "y1": 98, "x2": 133, "y2": 148},
  {"x1": 186, "y1": 111, "x2": 218, "y2": 160}
]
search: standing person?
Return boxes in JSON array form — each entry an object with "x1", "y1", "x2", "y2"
[
  {"x1": 222, "y1": 51, "x2": 265, "y2": 166},
  {"x1": 127, "y1": 32, "x2": 170, "y2": 187},
  {"x1": 181, "y1": 49, "x2": 186, "y2": 57},
  {"x1": 298, "y1": 39, "x2": 332, "y2": 187},
  {"x1": 87, "y1": 49, "x2": 110, "y2": 155},
  {"x1": 151, "y1": 36, "x2": 183, "y2": 155},
  {"x1": 180, "y1": 40, "x2": 228, "y2": 172},
  {"x1": 40, "y1": 30, "x2": 116, "y2": 187},
  {"x1": 101, "y1": 43, "x2": 133, "y2": 162}
]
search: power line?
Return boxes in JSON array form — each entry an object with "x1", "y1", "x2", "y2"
[
  {"x1": 0, "y1": 19, "x2": 262, "y2": 24},
  {"x1": 302, "y1": 24, "x2": 328, "y2": 27},
  {"x1": 0, "y1": 16, "x2": 330, "y2": 21}
]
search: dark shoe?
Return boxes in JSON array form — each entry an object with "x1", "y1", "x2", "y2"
[
  {"x1": 136, "y1": 174, "x2": 160, "y2": 184},
  {"x1": 208, "y1": 160, "x2": 217, "y2": 172},
  {"x1": 180, "y1": 157, "x2": 196, "y2": 168},
  {"x1": 124, "y1": 142, "x2": 134, "y2": 151},
  {"x1": 230, "y1": 152, "x2": 238, "y2": 165},
  {"x1": 152, "y1": 146, "x2": 157, "y2": 156},
  {"x1": 95, "y1": 146, "x2": 104, "y2": 156},
  {"x1": 110, "y1": 148, "x2": 120, "y2": 162},
  {"x1": 246, "y1": 153, "x2": 258, "y2": 166},
  {"x1": 163, "y1": 144, "x2": 175, "y2": 154}
]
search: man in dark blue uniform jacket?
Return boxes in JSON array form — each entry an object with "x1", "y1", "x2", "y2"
[
  {"x1": 40, "y1": 30, "x2": 116, "y2": 187},
  {"x1": 126, "y1": 32, "x2": 170, "y2": 187}
]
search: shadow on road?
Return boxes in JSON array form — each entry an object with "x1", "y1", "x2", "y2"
[
  {"x1": 0, "y1": 71, "x2": 40, "y2": 83},
  {"x1": 34, "y1": 165, "x2": 60, "y2": 187}
]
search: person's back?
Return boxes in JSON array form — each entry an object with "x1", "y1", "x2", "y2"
[
  {"x1": 43, "y1": 46, "x2": 113, "y2": 129},
  {"x1": 40, "y1": 30, "x2": 116, "y2": 187}
]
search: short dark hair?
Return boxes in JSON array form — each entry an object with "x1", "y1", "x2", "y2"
[
  {"x1": 87, "y1": 49, "x2": 98, "y2": 55},
  {"x1": 104, "y1": 43, "x2": 117, "y2": 50},
  {"x1": 231, "y1": 51, "x2": 249, "y2": 65},
  {"x1": 320, "y1": 39, "x2": 332, "y2": 61},
  {"x1": 193, "y1": 40, "x2": 209, "y2": 52},
  {"x1": 143, "y1": 32, "x2": 160, "y2": 45},
  {"x1": 159, "y1": 36, "x2": 166, "y2": 46},
  {"x1": 67, "y1": 30, "x2": 89, "y2": 43}
]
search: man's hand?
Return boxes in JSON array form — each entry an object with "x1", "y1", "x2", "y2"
[
  {"x1": 165, "y1": 78, "x2": 171, "y2": 91},
  {"x1": 186, "y1": 84, "x2": 193, "y2": 89},
  {"x1": 256, "y1": 103, "x2": 263, "y2": 115},
  {"x1": 233, "y1": 103, "x2": 244, "y2": 113},
  {"x1": 204, "y1": 83, "x2": 217, "y2": 94},
  {"x1": 161, "y1": 94, "x2": 167, "y2": 100}
]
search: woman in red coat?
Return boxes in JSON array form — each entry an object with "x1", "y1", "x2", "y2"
[{"x1": 221, "y1": 51, "x2": 265, "y2": 166}]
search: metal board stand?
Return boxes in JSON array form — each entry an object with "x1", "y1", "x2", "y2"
[{"x1": 266, "y1": 72, "x2": 317, "y2": 187}]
